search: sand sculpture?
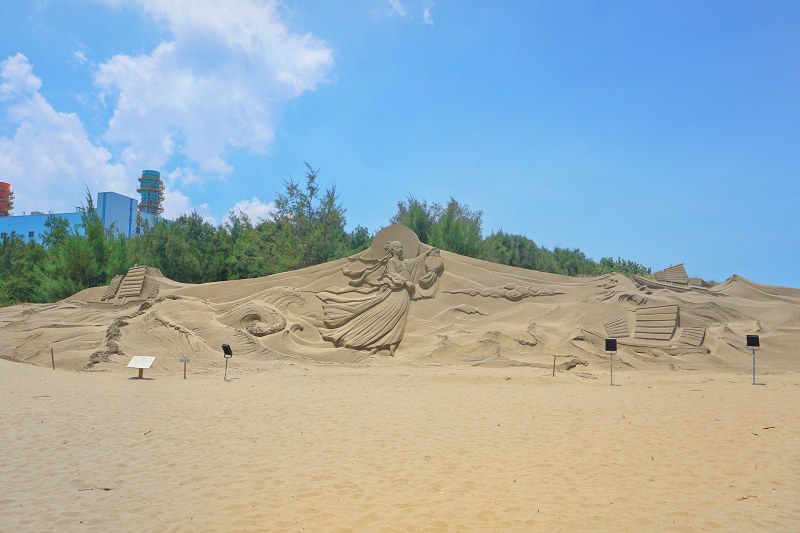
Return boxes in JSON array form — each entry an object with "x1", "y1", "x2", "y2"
[
  {"x1": 0, "y1": 225, "x2": 798, "y2": 374},
  {"x1": 100, "y1": 265, "x2": 160, "y2": 302},
  {"x1": 632, "y1": 263, "x2": 711, "y2": 293},
  {"x1": 317, "y1": 225, "x2": 444, "y2": 355}
]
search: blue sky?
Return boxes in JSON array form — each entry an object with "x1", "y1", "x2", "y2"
[{"x1": 1, "y1": 1, "x2": 798, "y2": 286}]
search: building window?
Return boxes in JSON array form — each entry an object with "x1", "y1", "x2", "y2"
[{"x1": 29, "y1": 231, "x2": 35, "y2": 239}]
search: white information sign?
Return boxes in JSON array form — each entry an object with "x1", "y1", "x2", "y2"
[{"x1": 127, "y1": 356, "x2": 156, "y2": 369}]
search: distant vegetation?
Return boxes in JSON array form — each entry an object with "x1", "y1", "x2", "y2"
[
  {"x1": 390, "y1": 195, "x2": 650, "y2": 278},
  {"x1": 0, "y1": 164, "x2": 649, "y2": 307}
]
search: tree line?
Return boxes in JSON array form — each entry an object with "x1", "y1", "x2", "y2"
[{"x1": 0, "y1": 165, "x2": 650, "y2": 307}]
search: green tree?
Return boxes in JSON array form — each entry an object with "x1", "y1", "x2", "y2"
[
  {"x1": 34, "y1": 192, "x2": 115, "y2": 301},
  {"x1": 0, "y1": 232, "x2": 46, "y2": 306},
  {"x1": 42, "y1": 214, "x2": 70, "y2": 248},
  {"x1": 390, "y1": 195, "x2": 436, "y2": 243},
  {"x1": 130, "y1": 216, "x2": 203, "y2": 283},
  {"x1": 273, "y1": 163, "x2": 349, "y2": 269},
  {"x1": 346, "y1": 225, "x2": 372, "y2": 254},
  {"x1": 596, "y1": 257, "x2": 651, "y2": 277},
  {"x1": 428, "y1": 198, "x2": 483, "y2": 257}
]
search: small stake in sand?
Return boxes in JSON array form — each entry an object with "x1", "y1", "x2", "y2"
[
  {"x1": 746, "y1": 335, "x2": 764, "y2": 386},
  {"x1": 127, "y1": 356, "x2": 156, "y2": 379},
  {"x1": 552, "y1": 354, "x2": 556, "y2": 377},
  {"x1": 222, "y1": 344, "x2": 233, "y2": 381},
  {"x1": 605, "y1": 338, "x2": 618, "y2": 386},
  {"x1": 51, "y1": 348, "x2": 55, "y2": 370},
  {"x1": 179, "y1": 356, "x2": 190, "y2": 379}
]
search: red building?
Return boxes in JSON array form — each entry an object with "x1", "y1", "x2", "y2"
[{"x1": 0, "y1": 182, "x2": 14, "y2": 217}]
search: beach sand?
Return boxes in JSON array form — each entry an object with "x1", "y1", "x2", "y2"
[{"x1": 2, "y1": 358, "x2": 798, "y2": 532}]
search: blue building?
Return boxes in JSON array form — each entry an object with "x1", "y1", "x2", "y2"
[
  {"x1": 0, "y1": 210, "x2": 84, "y2": 241},
  {"x1": 97, "y1": 191, "x2": 158, "y2": 237},
  {"x1": 0, "y1": 191, "x2": 158, "y2": 242}
]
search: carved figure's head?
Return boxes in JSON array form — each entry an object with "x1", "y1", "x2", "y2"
[{"x1": 385, "y1": 240, "x2": 404, "y2": 259}]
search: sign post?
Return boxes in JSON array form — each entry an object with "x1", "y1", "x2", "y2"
[
  {"x1": 179, "y1": 356, "x2": 190, "y2": 379},
  {"x1": 127, "y1": 356, "x2": 156, "y2": 379},
  {"x1": 746, "y1": 335, "x2": 761, "y2": 385},
  {"x1": 222, "y1": 344, "x2": 233, "y2": 381},
  {"x1": 605, "y1": 338, "x2": 618, "y2": 386}
]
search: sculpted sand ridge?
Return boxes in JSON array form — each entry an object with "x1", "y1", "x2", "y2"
[{"x1": 1, "y1": 225, "x2": 798, "y2": 374}]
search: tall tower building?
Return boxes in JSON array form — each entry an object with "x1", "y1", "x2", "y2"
[
  {"x1": 0, "y1": 182, "x2": 14, "y2": 217},
  {"x1": 137, "y1": 170, "x2": 164, "y2": 216}
]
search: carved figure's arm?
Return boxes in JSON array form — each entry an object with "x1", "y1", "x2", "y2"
[{"x1": 384, "y1": 259, "x2": 414, "y2": 291}]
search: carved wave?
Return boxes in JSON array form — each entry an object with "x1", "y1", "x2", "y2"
[{"x1": 444, "y1": 283, "x2": 563, "y2": 301}]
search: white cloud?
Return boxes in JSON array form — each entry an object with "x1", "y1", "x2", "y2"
[
  {"x1": 0, "y1": 53, "x2": 42, "y2": 100},
  {"x1": 387, "y1": 0, "x2": 433, "y2": 24},
  {"x1": 160, "y1": 185, "x2": 192, "y2": 219},
  {"x1": 94, "y1": 0, "x2": 334, "y2": 179},
  {"x1": 389, "y1": 0, "x2": 408, "y2": 18},
  {"x1": 160, "y1": 184, "x2": 216, "y2": 224},
  {"x1": 73, "y1": 50, "x2": 88, "y2": 63},
  {"x1": 229, "y1": 196, "x2": 275, "y2": 221},
  {"x1": 0, "y1": 54, "x2": 129, "y2": 214},
  {"x1": 422, "y1": 0, "x2": 434, "y2": 25}
]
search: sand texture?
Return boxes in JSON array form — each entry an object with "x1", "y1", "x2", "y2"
[
  {"x1": 1, "y1": 360, "x2": 799, "y2": 531},
  {"x1": 1, "y1": 236, "x2": 800, "y2": 530}
]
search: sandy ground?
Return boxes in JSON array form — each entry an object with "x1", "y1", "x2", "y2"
[{"x1": 2, "y1": 358, "x2": 798, "y2": 532}]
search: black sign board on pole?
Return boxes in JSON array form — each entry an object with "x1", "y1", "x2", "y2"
[
  {"x1": 746, "y1": 335, "x2": 760, "y2": 349},
  {"x1": 605, "y1": 338, "x2": 618, "y2": 386},
  {"x1": 746, "y1": 335, "x2": 764, "y2": 386},
  {"x1": 222, "y1": 344, "x2": 233, "y2": 381},
  {"x1": 605, "y1": 338, "x2": 618, "y2": 353}
]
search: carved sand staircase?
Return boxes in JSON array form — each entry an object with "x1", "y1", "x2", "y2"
[
  {"x1": 101, "y1": 275, "x2": 124, "y2": 301},
  {"x1": 100, "y1": 266, "x2": 160, "y2": 303},
  {"x1": 117, "y1": 266, "x2": 148, "y2": 298}
]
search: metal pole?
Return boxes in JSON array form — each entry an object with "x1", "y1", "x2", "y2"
[
  {"x1": 610, "y1": 352, "x2": 613, "y2": 386},
  {"x1": 224, "y1": 358, "x2": 229, "y2": 381},
  {"x1": 752, "y1": 349, "x2": 756, "y2": 385}
]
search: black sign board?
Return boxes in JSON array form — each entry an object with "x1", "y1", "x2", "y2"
[
  {"x1": 605, "y1": 338, "x2": 617, "y2": 352},
  {"x1": 222, "y1": 343, "x2": 233, "y2": 358},
  {"x1": 746, "y1": 335, "x2": 760, "y2": 349}
]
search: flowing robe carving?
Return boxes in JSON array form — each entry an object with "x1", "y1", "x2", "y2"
[{"x1": 317, "y1": 244, "x2": 442, "y2": 352}]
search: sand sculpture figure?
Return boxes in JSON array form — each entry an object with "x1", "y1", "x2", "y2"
[{"x1": 316, "y1": 226, "x2": 444, "y2": 355}]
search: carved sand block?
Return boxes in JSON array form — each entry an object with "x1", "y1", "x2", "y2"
[
  {"x1": 654, "y1": 264, "x2": 689, "y2": 285},
  {"x1": 604, "y1": 317, "x2": 629, "y2": 338},
  {"x1": 677, "y1": 326, "x2": 706, "y2": 347},
  {"x1": 634, "y1": 304, "x2": 678, "y2": 341},
  {"x1": 633, "y1": 263, "x2": 709, "y2": 293}
]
